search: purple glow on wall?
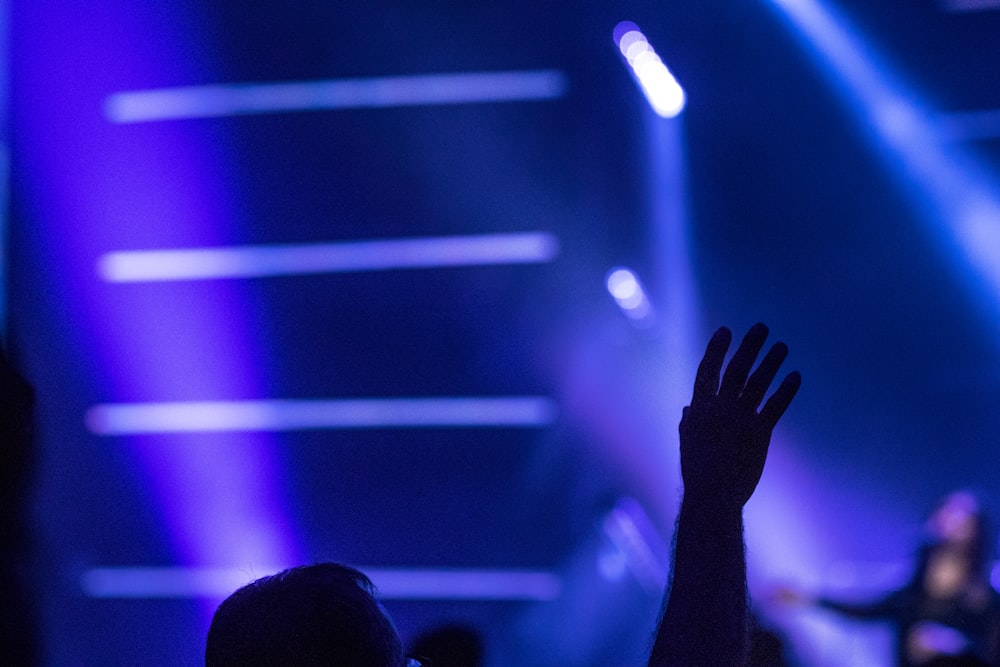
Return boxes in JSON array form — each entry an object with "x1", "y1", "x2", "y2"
[
  {"x1": 15, "y1": 0, "x2": 302, "y2": 619},
  {"x1": 557, "y1": 114, "x2": 698, "y2": 539}
]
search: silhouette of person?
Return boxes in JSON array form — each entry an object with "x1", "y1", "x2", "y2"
[
  {"x1": 0, "y1": 344, "x2": 38, "y2": 666},
  {"x1": 206, "y1": 562, "x2": 407, "y2": 666},
  {"x1": 648, "y1": 323, "x2": 801, "y2": 666},
  {"x1": 782, "y1": 490, "x2": 1000, "y2": 666}
]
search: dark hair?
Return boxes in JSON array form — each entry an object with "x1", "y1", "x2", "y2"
[{"x1": 206, "y1": 563, "x2": 404, "y2": 667}]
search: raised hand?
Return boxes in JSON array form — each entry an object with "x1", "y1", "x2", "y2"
[
  {"x1": 680, "y1": 323, "x2": 801, "y2": 508},
  {"x1": 649, "y1": 323, "x2": 801, "y2": 667}
]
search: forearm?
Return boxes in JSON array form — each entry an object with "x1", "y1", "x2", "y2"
[{"x1": 648, "y1": 494, "x2": 748, "y2": 667}]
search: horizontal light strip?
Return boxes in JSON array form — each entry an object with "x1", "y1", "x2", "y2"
[
  {"x1": 81, "y1": 566, "x2": 562, "y2": 600},
  {"x1": 937, "y1": 109, "x2": 1000, "y2": 141},
  {"x1": 365, "y1": 567, "x2": 562, "y2": 600},
  {"x1": 104, "y1": 70, "x2": 569, "y2": 123},
  {"x1": 85, "y1": 396, "x2": 558, "y2": 435},
  {"x1": 939, "y1": 0, "x2": 1000, "y2": 11},
  {"x1": 98, "y1": 232, "x2": 560, "y2": 283}
]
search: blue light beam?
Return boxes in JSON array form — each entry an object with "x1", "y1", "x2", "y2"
[{"x1": 767, "y1": 0, "x2": 1000, "y2": 320}]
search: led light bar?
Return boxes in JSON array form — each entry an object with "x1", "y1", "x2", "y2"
[
  {"x1": 85, "y1": 396, "x2": 558, "y2": 435},
  {"x1": 99, "y1": 232, "x2": 560, "y2": 283},
  {"x1": 81, "y1": 566, "x2": 563, "y2": 600},
  {"x1": 105, "y1": 70, "x2": 569, "y2": 123},
  {"x1": 939, "y1": 0, "x2": 1000, "y2": 11}
]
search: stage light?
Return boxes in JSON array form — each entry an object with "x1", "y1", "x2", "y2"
[
  {"x1": 85, "y1": 396, "x2": 558, "y2": 435},
  {"x1": 105, "y1": 70, "x2": 569, "y2": 123},
  {"x1": 81, "y1": 566, "x2": 562, "y2": 601},
  {"x1": 613, "y1": 21, "x2": 685, "y2": 118},
  {"x1": 606, "y1": 267, "x2": 654, "y2": 325},
  {"x1": 99, "y1": 232, "x2": 560, "y2": 282},
  {"x1": 606, "y1": 268, "x2": 640, "y2": 304}
]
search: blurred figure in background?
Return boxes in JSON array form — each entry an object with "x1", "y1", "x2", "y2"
[{"x1": 779, "y1": 490, "x2": 1000, "y2": 666}]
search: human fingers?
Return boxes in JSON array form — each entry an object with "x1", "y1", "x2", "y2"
[
  {"x1": 739, "y1": 341, "x2": 789, "y2": 410},
  {"x1": 758, "y1": 371, "x2": 802, "y2": 430},
  {"x1": 718, "y1": 322, "x2": 769, "y2": 400},
  {"x1": 690, "y1": 326, "x2": 732, "y2": 408}
]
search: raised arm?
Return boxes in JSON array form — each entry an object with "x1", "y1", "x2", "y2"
[{"x1": 648, "y1": 323, "x2": 800, "y2": 667}]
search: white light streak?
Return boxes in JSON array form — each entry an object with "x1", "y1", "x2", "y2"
[
  {"x1": 104, "y1": 70, "x2": 569, "y2": 123},
  {"x1": 81, "y1": 566, "x2": 562, "y2": 600},
  {"x1": 85, "y1": 396, "x2": 558, "y2": 435},
  {"x1": 614, "y1": 22, "x2": 686, "y2": 118},
  {"x1": 99, "y1": 232, "x2": 560, "y2": 283}
]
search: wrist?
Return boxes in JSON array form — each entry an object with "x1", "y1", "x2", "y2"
[{"x1": 681, "y1": 484, "x2": 746, "y2": 515}]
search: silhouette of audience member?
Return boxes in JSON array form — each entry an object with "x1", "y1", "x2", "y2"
[
  {"x1": 783, "y1": 490, "x2": 1000, "y2": 667},
  {"x1": 648, "y1": 323, "x2": 801, "y2": 666},
  {"x1": 206, "y1": 563, "x2": 405, "y2": 666},
  {"x1": 0, "y1": 345, "x2": 38, "y2": 666},
  {"x1": 409, "y1": 623, "x2": 484, "y2": 667}
]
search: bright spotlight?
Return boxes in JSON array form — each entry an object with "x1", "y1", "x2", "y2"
[
  {"x1": 606, "y1": 267, "x2": 654, "y2": 326},
  {"x1": 613, "y1": 21, "x2": 686, "y2": 118}
]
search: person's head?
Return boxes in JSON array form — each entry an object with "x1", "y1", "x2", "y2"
[
  {"x1": 927, "y1": 491, "x2": 987, "y2": 550},
  {"x1": 206, "y1": 563, "x2": 404, "y2": 667},
  {"x1": 915, "y1": 491, "x2": 995, "y2": 595}
]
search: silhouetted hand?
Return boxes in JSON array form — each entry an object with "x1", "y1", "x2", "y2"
[{"x1": 680, "y1": 323, "x2": 800, "y2": 508}]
